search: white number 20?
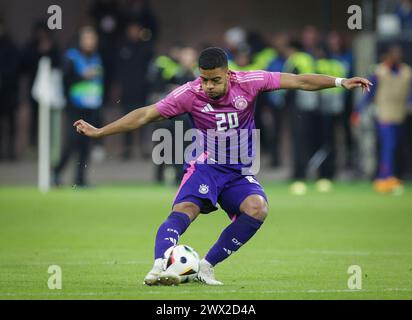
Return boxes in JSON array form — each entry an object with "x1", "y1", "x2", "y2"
[{"x1": 216, "y1": 112, "x2": 239, "y2": 131}]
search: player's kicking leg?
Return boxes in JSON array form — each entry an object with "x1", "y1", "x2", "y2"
[
  {"x1": 144, "y1": 202, "x2": 200, "y2": 286},
  {"x1": 197, "y1": 194, "x2": 268, "y2": 285}
]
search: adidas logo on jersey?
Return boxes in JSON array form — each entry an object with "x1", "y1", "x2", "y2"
[{"x1": 201, "y1": 103, "x2": 215, "y2": 113}]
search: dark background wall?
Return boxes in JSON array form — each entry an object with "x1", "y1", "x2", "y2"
[{"x1": 1, "y1": 0, "x2": 363, "y2": 51}]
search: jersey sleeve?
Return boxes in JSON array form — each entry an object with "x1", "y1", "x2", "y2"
[
  {"x1": 258, "y1": 71, "x2": 281, "y2": 92},
  {"x1": 241, "y1": 71, "x2": 281, "y2": 95},
  {"x1": 155, "y1": 84, "x2": 192, "y2": 118}
]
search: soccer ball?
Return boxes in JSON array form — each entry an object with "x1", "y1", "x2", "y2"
[
  {"x1": 316, "y1": 179, "x2": 333, "y2": 193},
  {"x1": 163, "y1": 245, "x2": 200, "y2": 283},
  {"x1": 290, "y1": 181, "x2": 307, "y2": 195}
]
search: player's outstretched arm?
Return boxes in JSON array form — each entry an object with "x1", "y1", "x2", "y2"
[
  {"x1": 279, "y1": 73, "x2": 373, "y2": 92},
  {"x1": 73, "y1": 104, "x2": 165, "y2": 138}
]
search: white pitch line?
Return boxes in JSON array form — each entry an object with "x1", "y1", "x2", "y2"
[{"x1": 1, "y1": 288, "x2": 412, "y2": 297}]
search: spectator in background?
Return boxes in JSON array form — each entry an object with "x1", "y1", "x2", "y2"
[
  {"x1": 354, "y1": 45, "x2": 412, "y2": 193},
  {"x1": 173, "y1": 46, "x2": 199, "y2": 85},
  {"x1": 90, "y1": 0, "x2": 121, "y2": 37},
  {"x1": 395, "y1": 0, "x2": 412, "y2": 31},
  {"x1": 53, "y1": 26, "x2": 104, "y2": 187},
  {"x1": 228, "y1": 30, "x2": 276, "y2": 71},
  {"x1": 315, "y1": 46, "x2": 347, "y2": 185},
  {"x1": 231, "y1": 46, "x2": 252, "y2": 69},
  {"x1": 89, "y1": 0, "x2": 122, "y2": 105},
  {"x1": 301, "y1": 25, "x2": 321, "y2": 57},
  {"x1": 147, "y1": 44, "x2": 182, "y2": 183},
  {"x1": 114, "y1": 19, "x2": 154, "y2": 159},
  {"x1": 0, "y1": 17, "x2": 20, "y2": 161},
  {"x1": 223, "y1": 26, "x2": 247, "y2": 61},
  {"x1": 327, "y1": 32, "x2": 353, "y2": 78},
  {"x1": 120, "y1": 0, "x2": 158, "y2": 42},
  {"x1": 156, "y1": 46, "x2": 197, "y2": 184},
  {"x1": 227, "y1": 30, "x2": 276, "y2": 156},
  {"x1": 266, "y1": 32, "x2": 288, "y2": 167},
  {"x1": 22, "y1": 20, "x2": 60, "y2": 148},
  {"x1": 283, "y1": 40, "x2": 318, "y2": 194},
  {"x1": 147, "y1": 42, "x2": 184, "y2": 99},
  {"x1": 326, "y1": 31, "x2": 354, "y2": 170}
]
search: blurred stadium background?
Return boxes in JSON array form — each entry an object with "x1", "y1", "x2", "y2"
[
  {"x1": 0, "y1": 0, "x2": 412, "y2": 299},
  {"x1": 0, "y1": 0, "x2": 410, "y2": 188}
]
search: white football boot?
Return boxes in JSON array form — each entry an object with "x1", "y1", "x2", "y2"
[
  {"x1": 143, "y1": 258, "x2": 163, "y2": 286},
  {"x1": 158, "y1": 271, "x2": 181, "y2": 286},
  {"x1": 197, "y1": 259, "x2": 223, "y2": 285},
  {"x1": 143, "y1": 258, "x2": 181, "y2": 286}
]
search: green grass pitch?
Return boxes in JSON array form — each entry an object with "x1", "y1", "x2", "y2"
[{"x1": 0, "y1": 183, "x2": 411, "y2": 300}]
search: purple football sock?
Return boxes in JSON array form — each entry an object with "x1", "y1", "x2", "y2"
[
  {"x1": 154, "y1": 211, "x2": 191, "y2": 259},
  {"x1": 205, "y1": 213, "x2": 263, "y2": 266}
]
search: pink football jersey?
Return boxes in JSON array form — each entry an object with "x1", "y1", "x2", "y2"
[{"x1": 156, "y1": 70, "x2": 281, "y2": 168}]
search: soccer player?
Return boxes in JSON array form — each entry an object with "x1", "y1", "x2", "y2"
[
  {"x1": 354, "y1": 45, "x2": 411, "y2": 193},
  {"x1": 74, "y1": 47, "x2": 371, "y2": 286}
]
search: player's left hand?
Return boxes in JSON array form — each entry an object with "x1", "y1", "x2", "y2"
[{"x1": 342, "y1": 77, "x2": 373, "y2": 93}]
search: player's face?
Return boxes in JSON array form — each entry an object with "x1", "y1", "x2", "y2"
[{"x1": 199, "y1": 67, "x2": 230, "y2": 99}]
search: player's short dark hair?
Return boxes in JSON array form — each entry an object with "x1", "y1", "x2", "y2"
[{"x1": 198, "y1": 47, "x2": 228, "y2": 70}]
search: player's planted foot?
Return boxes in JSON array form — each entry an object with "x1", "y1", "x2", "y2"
[
  {"x1": 158, "y1": 271, "x2": 181, "y2": 286},
  {"x1": 197, "y1": 259, "x2": 223, "y2": 285},
  {"x1": 144, "y1": 258, "x2": 181, "y2": 286},
  {"x1": 143, "y1": 258, "x2": 163, "y2": 286}
]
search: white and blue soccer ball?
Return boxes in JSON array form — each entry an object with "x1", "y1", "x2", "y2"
[{"x1": 163, "y1": 245, "x2": 200, "y2": 283}]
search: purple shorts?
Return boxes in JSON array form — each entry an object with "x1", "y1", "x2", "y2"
[{"x1": 173, "y1": 158, "x2": 268, "y2": 220}]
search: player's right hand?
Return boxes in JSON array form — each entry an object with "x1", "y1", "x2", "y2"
[{"x1": 73, "y1": 119, "x2": 101, "y2": 138}]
